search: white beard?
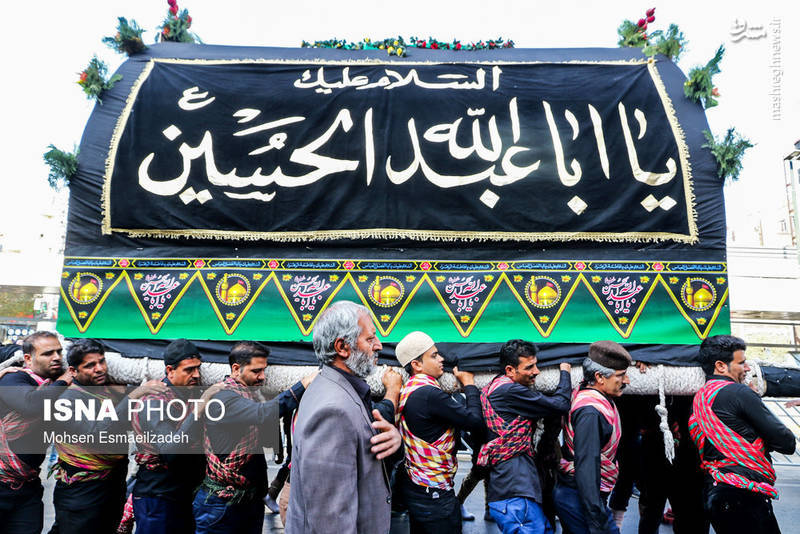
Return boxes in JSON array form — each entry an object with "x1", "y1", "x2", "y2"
[{"x1": 345, "y1": 347, "x2": 376, "y2": 378}]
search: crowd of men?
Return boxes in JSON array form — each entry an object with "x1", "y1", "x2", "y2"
[{"x1": 0, "y1": 299, "x2": 796, "y2": 534}]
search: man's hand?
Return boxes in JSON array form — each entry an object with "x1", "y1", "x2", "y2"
[
  {"x1": 381, "y1": 368, "x2": 402, "y2": 391},
  {"x1": 785, "y1": 399, "x2": 800, "y2": 409},
  {"x1": 559, "y1": 362, "x2": 571, "y2": 373},
  {"x1": 129, "y1": 379, "x2": 169, "y2": 399},
  {"x1": 301, "y1": 370, "x2": 319, "y2": 389},
  {"x1": 452, "y1": 366, "x2": 475, "y2": 387},
  {"x1": 56, "y1": 368, "x2": 75, "y2": 385},
  {"x1": 634, "y1": 361, "x2": 650, "y2": 373},
  {"x1": 370, "y1": 409, "x2": 401, "y2": 460},
  {"x1": 192, "y1": 383, "x2": 225, "y2": 418}
]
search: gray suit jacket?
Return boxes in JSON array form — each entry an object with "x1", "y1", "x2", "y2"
[{"x1": 286, "y1": 365, "x2": 391, "y2": 534}]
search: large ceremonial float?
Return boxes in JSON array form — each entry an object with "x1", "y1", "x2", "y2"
[{"x1": 53, "y1": 42, "x2": 751, "y2": 395}]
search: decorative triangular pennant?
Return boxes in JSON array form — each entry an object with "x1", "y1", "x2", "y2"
[
  {"x1": 273, "y1": 271, "x2": 349, "y2": 335},
  {"x1": 198, "y1": 271, "x2": 271, "y2": 335},
  {"x1": 582, "y1": 272, "x2": 659, "y2": 338},
  {"x1": 127, "y1": 270, "x2": 198, "y2": 334},
  {"x1": 350, "y1": 272, "x2": 426, "y2": 336},
  {"x1": 660, "y1": 272, "x2": 729, "y2": 338},
  {"x1": 504, "y1": 271, "x2": 581, "y2": 337},
  {"x1": 59, "y1": 269, "x2": 125, "y2": 333},
  {"x1": 427, "y1": 271, "x2": 503, "y2": 337}
]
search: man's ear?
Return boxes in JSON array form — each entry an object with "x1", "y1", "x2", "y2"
[
  {"x1": 333, "y1": 338, "x2": 350, "y2": 358},
  {"x1": 504, "y1": 364, "x2": 516, "y2": 377},
  {"x1": 410, "y1": 358, "x2": 423, "y2": 374},
  {"x1": 23, "y1": 353, "x2": 32, "y2": 366},
  {"x1": 231, "y1": 362, "x2": 241, "y2": 376},
  {"x1": 714, "y1": 360, "x2": 728, "y2": 374},
  {"x1": 165, "y1": 365, "x2": 175, "y2": 375}
]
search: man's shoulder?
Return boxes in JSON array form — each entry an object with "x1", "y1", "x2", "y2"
[{"x1": 0, "y1": 370, "x2": 37, "y2": 387}]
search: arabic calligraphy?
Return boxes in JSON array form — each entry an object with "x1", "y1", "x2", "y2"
[
  {"x1": 140, "y1": 274, "x2": 181, "y2": 310},
  {"x1": 729, "y1": 19, "x2": 767, "y2": 42},
  {"x1": 289, "y1": 275, "x2": 331, "y2": 311},
  {"x1": 601, "y1": 276, "x2": 643, "y2": 315},
  {"x1": 293, "y1": 66, "x2": 501, "y2": 94},
  {"x1": 445, "y1": 275, "x2": 487, "y2": 313}
]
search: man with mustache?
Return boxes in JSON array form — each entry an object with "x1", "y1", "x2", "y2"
[
  {"x1": 0, "y1": 331, "x2": 72, "y2": 534},
  {"x1": 479, "y1": 339, "x2": 572, "y2": 534},
  {"x1": 193, "y1": 341, "x2": 317, "y2": 534},
  {"x1": 52, "y1": 339, "x2": 167, "y2": 534},
  {"x1": 394, "y1": 331, "x2": 484, "y2": 534},
  {"x1": 554, "y1": 340, "x2": 631, "y2": 534},
  {"x1": 689, "y1": 335, "x2": 795, "y2": 534},
  {"x1": 286, "y1": 301, "x2": 402, "y2": 534},
  {"x1": 131, "y1": 339, "x2": 223, "y2": 534}
]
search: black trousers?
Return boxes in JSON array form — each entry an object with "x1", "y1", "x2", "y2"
[
  {"x1": 51, "y1": 469, "x2": 127, "y2": 534},
  {"x1": 0, "y1": 481, "x2": 44, "y2": 534},
  {"x1": 399, "y1": 472, "x2": 461, "y2": 534},
  {"x1": 706, "y1": 483, "x2": 781, "y2": 534}
]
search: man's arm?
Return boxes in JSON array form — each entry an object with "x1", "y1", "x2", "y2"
[
  {"x1": 504, "y1": 368, "x2": 572, "y2": 419},
  {"x1": 738, "y1": 387, "x2": 796, "y2": 455},
  {"x1": 0, "y1": 373, "x2": 69, "y2": 417},
  {"x1": 210, "y1": 380, "x2": 307, "y2": 424},
  {"x1": 572, "y1": 406, "x2": 616, "y2": 534},
  {"x1": 426, "y1": 386, "x2": 484, "y2": 434}
]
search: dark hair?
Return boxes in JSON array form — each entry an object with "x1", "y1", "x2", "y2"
[
  {"x1": 403, "y1": 356, "x2": 423, "y2": 376},
  {"x1": 229, "y1": 341, "x2": 270, "y2": 367},
  {"x1": 22, "y1": 331, "x2": 59, "y2": 356},
  {"x1": 500, "y1": 339, "x2": 538, "y2": 369},
  {"x1": 698, "y1": 335, "x2": 746, "y2": 376},
  {"x1": 67, "y1": 339, "x2": 105, "y2": 368}
]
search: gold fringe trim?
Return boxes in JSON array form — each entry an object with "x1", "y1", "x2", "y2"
[
  {"x1": 150, "y1": 57, "x2": 651, "y2": 67},
  {"x1": 114, "y1": 227, "x2": 697, "y2": 244},
  {"x1": 647, "y1": 58, "x2": 699, "y2": 244}
]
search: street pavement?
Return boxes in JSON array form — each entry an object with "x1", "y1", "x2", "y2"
[{"x1": 40, "y1": 458, "x2": 800, "y2": 533}]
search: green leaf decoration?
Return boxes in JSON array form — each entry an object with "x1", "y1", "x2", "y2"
[
  {"x1": 644, "y1": 24, "x2": 687, "y2": 61},
  {"x1": 684, "y1": 45, "x2": 724, "y2": 108},
  {"x1": 76, "y1": 56, "x2": 123, "y2": 104},
  {"x1": 617, "y1": 20, "x2": 648, "y2": 48},
  {"x1": 702, "y1": 128, "x2": 753, "y2": 183},
  {"x1": 103, "y1": 17, "x2": 147, "y2": 56},
  {"x1": 300, "y1": 36, "x2": 513, "y2": 56},
  {"x1": 157, "y1": 4, "x2": 200, "y2": 44},
  {"x1": 43, "y1": 144, "x2": 78, "y2": 190}
]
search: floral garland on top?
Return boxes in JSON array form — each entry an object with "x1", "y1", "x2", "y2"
[{"x1": 301, "y1": 36, "x2": 514, "y2": 57}]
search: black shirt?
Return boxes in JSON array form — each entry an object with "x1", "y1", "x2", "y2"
[
  {"x1": 204, "y1": 380, "x2": 304, "y2": 493},
  {"x1": 0, "y1": 371, "x2": 69, "y2": 496},
  {"x1": 401, "y1": 379, "x2": 483, "y2": 444},
  {"x1": 485, "y1": 371, "x2": 571, "y2": 503},
  {"x1": 132, "y1": 378, "x2": 207, "y2": 501},
  {"x1": 700, "y1": 375, "x2": 796, "y2": 484},
  {"x1": 558, "y1": 388, "x2": 616, "y2": 534}
]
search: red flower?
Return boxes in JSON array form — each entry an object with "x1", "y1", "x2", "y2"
[
  {"x1": 637, "y1": 18, "x2": 646, "y2": 27},
  {"x1": 431, "y1": 42, "x2": 438, "y2": 49},
  {"x1": 168, "y1": 0, "x2": 177, "y2": 6},
  {"x1": 187, "y1": 15, "x2": 192, "y2": 26},
  {"x1": 169, "y1": 5, "x2": 178, "y2": 15},
  {"x1": 647, "y1": 15, "x2": 655, "y2": 23},
  {"x1": 455, "y1": 42, "x2": 461, "y2": 50},
  {"x1": 78, "y1": 71, "x2": 88, "y2": 83},
  {"x1": 419, "y1": 40, "x2": 426, "y2": 48},
  {"x1": 162, "y1": 26, "x2": 170, "y2": 36},
  {"x1": 646, "y1": 7, "x2": 655, "y2": 16},
  {"x1": 711, "y1": 87, "x2": 720, "y2": 97}
]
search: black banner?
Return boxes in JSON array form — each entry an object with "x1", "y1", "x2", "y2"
[{"x1": 104, "y1": 59, "x2": 695, "y2": 243}]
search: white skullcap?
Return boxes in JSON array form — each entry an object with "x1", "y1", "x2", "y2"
[{"x1": 395, "y1": 331, "x2": 435, "y2": 367}]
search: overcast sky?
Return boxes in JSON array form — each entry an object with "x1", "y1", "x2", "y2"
[{"x1": 1, "y1": 0, "x2": 797, "y2": 254}]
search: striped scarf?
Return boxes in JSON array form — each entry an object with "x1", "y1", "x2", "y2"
[
  {"x1": 203, "y1": 376, "x2": 260, "y2": 501},
  {"x1": 559, "y1": 388, "x2": 622, "y2": 493},
  {"x1": 398, "y1": 373, "x2": 457, "y2": 490},
  {"x1": 689, "y1": 378, "x2": 778, "y2": 498},
  {"x1": 52, "y1": 383, "x2": 126, "y2": 485},
  {"x1": 477, "y1": 375, "x2": 534, "y2": 467},
  {"x1": 0, "y1": 369, "x2": 51, "y2": 489}
]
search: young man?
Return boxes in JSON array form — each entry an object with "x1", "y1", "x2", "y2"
[
  {"x1": 689, "y1": 335, "x2": 795, "y2": 534},
  {"x1": 394, "y1": 331, "x2": 484, "y2": 534},
  {"x1": 286, "y1": 301, "x2": 402, "y2": 534},
  {"x1": 132, "y1": 339, "x2": 223, "y2": 534},
  {"x1": 479, "y1": 339, "x2": 572, "y2": 534},
  {"x1": 192, "y1": 341, "x2": 316, "y2": 534},
  {"x1": 0, "y1": 331, "x2": 72, "y2": 534},
  {"x1": 554, "y1": 340, "x2": 631, "y2": 534},
  {"x1": 52, "y1": 339, "x2": 166, "y2": 534}
]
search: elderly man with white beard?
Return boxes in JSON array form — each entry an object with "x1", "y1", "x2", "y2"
[{"x1": 286, "y1": 301, "x2": 402, "y2": 534}]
